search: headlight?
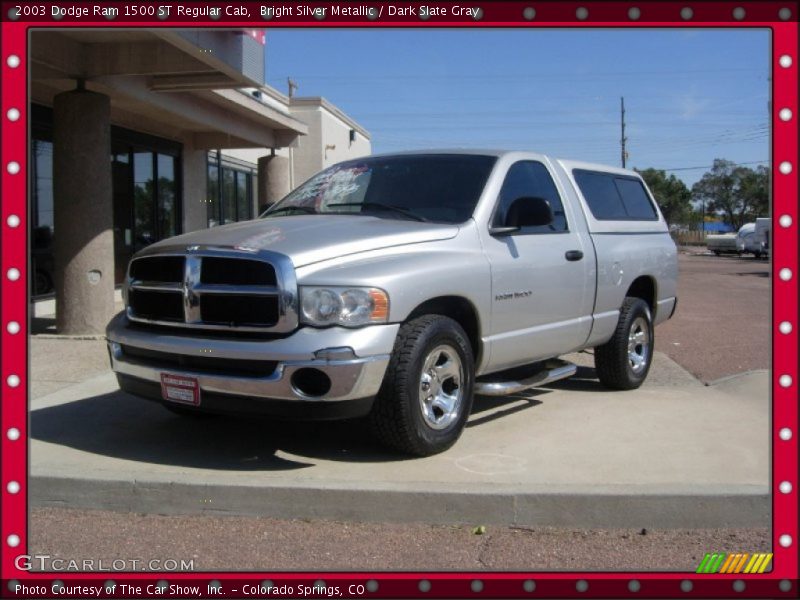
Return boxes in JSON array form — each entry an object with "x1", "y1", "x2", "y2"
[{"x1": 300, "y1": 286, "x2": 389, "y2": 327}]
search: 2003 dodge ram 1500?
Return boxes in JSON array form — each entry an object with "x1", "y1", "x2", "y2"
[{"x1": 107, "y1": 150, "x2": 678, "y2": 456}]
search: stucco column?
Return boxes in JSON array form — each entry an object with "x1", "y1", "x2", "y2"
[
  {"x1": 258, "y1": 154, "x2": 291, "y2": 208},
  {"x1": 53, "y1": 89, "x2": 115, "y2": 334},
  {"x1": 182, "y1": 142, "x2": 208, "y2": 233}
]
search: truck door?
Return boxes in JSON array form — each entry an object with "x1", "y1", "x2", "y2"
[{"x1": 482, "y1": 159, "x2": 593, "y2": 370}]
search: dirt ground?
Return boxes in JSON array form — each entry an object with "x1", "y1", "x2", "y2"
[
  {"x1": 656, "y1": 249, "x2": 770, "y2": 382},
  {"x1": 30, "y1": 507, "x2": 769, "y2": 572}
]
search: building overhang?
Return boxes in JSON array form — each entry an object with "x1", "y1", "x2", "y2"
[{"x1": 30, "y1": 30, "x2": 306, "y2": 149}]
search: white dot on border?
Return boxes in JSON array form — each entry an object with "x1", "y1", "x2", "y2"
[
  {"x1": 628, "y1": 7, "x2": 641, "y2": 20},
  {"x1": 779, "y1": 427, "x2": 793, "y2": 441},
  {"x1": 680, "y1": 580, "x2": 693, "y2": 592},
  {"x1": 523, "y1": 7, "x2": 536, "y2": 20},
  {"x1": 6, "y1": 534, "x2": 20, "y2": 548},
  {"x1": 779, "y1": 321, "x2": 793, "y2": 334},
  {"x1": 779, "y1": 108, "x2": 793, "y2": 121},
  {"x1": 733, "y1": 580, "x2": 746, "y2": 593},
  {"x1": 733, "y1": 7, "x2": 746, "y2": 19},
  {"x1": 471, "y1": 580, "x2": 483, "y2": 593},
  {"x1": 7, "y1": 268, "x2": 20, "y2": 282},
  {"x1": 779, "y1": 374, "x2": 793, "y2": 388},
  {"x1": 779, "y1": 268, "x2": 793, "y2": 281},
  {"x1": 6, "y1": 214, "x2": 20, "y2": 228},
  {"x1": 6, "y1": 481, "x2": 20, "y2": 494},
  {"x1": 779, "y1": 161, "x2": 793, "y2": 175},
  {"x1": 576, "y1": 7, "x2": 589, "y2": 19},
  {"x1": 779, "y1": 534, "x2": 792, "y2": 547},
  {"x1": 680, "y1": 7, "x2": 693, "y2": 19},
  {"x1": 779, "y1": 481, "x2": 792, "y2": 494},
  {"x1": 779, "y1": 55, "x2": 793, "y2": 68},
  {"x1": 6, "y1": 55, "x2": 21, "y2": 68},
  {"x1": 7, "y1": 321, "x2": 21, "y2": 335},
  {"x1": 6, "y1": 374, "x2": 20, "y2": 388},
  {"x1": 780, "y1": 579, "x2": 793, "y2": 592},
  {"x1": 6, "y1": 161, "x2": 20, "y2": 175},
  {"x1": 7, "y1": 428, "x2": 21, "y2": 441},
  {"x1": 779, "y1": 214, "x2": 793, "y2": 228},
  {"x1": 629, "y1": 580, "x2": 641, "y2": 592},
  {"x1": 779, "y1": 7, "x2": 793, "y2": 20},
  {"x1": 576, "y1": 580, "x2": 589, "y2": 592},
  {"x1": 523, "y1": 580, "x2": 536, "y2": 592},
  {"x1": 6, "y1": 108, "x2": 20, "y2": 122},
  {"x1": 418, "y1": 580, "x2": 431, "y2": 593}
]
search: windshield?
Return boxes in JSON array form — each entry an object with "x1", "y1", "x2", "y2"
[{"x1": 262, "y1": 154, "x2": 497, "y2": 224}]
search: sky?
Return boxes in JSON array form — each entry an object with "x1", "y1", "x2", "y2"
[{"x1": 264, "y1": 28, "x2": 770, "y2": 188}]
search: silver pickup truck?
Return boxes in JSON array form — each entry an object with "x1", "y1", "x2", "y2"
[{"x1": 107, "y1": 150, "x2": 678, "y2": 456}]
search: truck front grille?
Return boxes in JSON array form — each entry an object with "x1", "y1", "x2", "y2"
[
  {"x1": 120, "y1": 344, "x2": 278, "y2": 378},
  {"x1": 128, "y1": 289, "x2": 184, "y2": 322},
  {"x1": 200, "y1": 257, "x2": 276, "y2": 286},
  {"x1": 200, "y1": 295, "x2": 279, "y2": 327},
  {"x1": 126, "y1": 249, "x2": 296, "y2": 333}
]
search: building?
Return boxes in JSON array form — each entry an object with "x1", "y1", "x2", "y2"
[{"x1": 29, "y1": 29, "x2": 371, "y2": 334}]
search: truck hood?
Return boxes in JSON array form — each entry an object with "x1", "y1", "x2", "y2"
[{"x1": 144, "y1": 215, "x2": 460, "y2": 267}]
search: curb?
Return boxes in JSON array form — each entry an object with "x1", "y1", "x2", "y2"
[{"x1": 30, "y1": 477, "x2": 770, "y2": 529}]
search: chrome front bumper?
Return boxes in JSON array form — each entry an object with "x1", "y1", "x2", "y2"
[{"x1": 106, "y1": 312, "x2": 397, "y2": 403}]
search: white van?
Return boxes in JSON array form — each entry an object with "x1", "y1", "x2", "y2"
[{"x1": 736, "y1": 218, "x2": 770, "y2": 258}]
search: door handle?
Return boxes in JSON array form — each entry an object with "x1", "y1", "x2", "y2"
[{"x1": 565, "y1": 250, "x2": 584, "y2": 261}]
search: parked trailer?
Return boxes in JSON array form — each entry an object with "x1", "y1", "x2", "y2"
[{"x1": 706, "y1": 233, "x2": 739, "y2": 255}]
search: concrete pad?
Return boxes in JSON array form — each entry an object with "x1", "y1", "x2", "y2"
[{"x1": 29, "y1": 353, "x2": 770, "y2": 528}]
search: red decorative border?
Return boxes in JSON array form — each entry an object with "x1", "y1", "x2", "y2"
[{"x1": 1, "y1": 2, "x2": 797, "y2": 598}]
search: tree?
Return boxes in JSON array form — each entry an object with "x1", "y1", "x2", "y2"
[
  {"x1": 691, "y1": 159, "x2": 769, "y2": 230},
  {"x1": 737, "y1": 165, "x2": 769, "y2": 221},
  {"x1": 636, "y1": 168, "x2": 692, "y2": 225}
]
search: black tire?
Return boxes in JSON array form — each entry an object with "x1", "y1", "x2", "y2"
[
  {"x1": 594, "y1": 298, "x2": 654, "y2": 390},
  {"x1": 369, "y1": 315, "x2": 474, "y2": 456}
]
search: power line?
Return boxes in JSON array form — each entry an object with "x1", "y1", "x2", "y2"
[{"x1": 660, "y1": 160, "x2": 768, "y2": 172}]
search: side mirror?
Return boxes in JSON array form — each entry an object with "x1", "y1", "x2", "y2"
[{"x1": 490, "y1": 196, "x2": 553, "y2": 235}]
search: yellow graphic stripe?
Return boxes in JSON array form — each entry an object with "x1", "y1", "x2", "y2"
[
  {"x1": 744, "y1": 554, "x2": 761, "y2": 573},
  {"x1": 757, "y1": 553, "x2": 773, "y2": 574}
]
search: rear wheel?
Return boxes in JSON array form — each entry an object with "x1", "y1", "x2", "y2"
[
  {"x1": 595, "y1": 297, "x2": 654, "y2": 390},
  {"x1": 369, "y1": 315, "x2": 474, "y2": 456}
]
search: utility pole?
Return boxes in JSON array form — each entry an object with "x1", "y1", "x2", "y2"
[{"x1": 620, "y1": 96, "x2": 628, "y2": 168}]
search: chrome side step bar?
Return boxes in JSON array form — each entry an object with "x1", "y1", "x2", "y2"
[{"x1": 474, "y1": 359, "x2": 577, "y2": 397}]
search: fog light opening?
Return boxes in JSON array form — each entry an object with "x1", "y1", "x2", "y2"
[{"x1": 291, "y1": 368, "x2": 332, "y2": 397}]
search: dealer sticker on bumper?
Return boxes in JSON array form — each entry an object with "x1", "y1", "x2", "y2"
[{"x1": 160, "y1": 373, "x2": 201, "y2": 406}]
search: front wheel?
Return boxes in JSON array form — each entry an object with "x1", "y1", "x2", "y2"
[
  {"x1": 369, "y1": 315, "x2": 474, "y2": 456},
  {"x1": 594, "y1": 298, "x2": 654, "y2": 390}
]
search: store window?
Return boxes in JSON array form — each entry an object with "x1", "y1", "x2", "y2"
[
  {"x1": 207, "y1": 153, "x2": 254, "y2": 227},
  {"x1": 30, "y1": 104, "x2": 182, "y2": 293},
  {"x1": 31, "y1": 137, "x2": 55, "y2": 295}
]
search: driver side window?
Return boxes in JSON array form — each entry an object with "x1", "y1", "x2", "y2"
[{"x1": 493, "y1": 161, "x2": 568, "y2": 233}]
